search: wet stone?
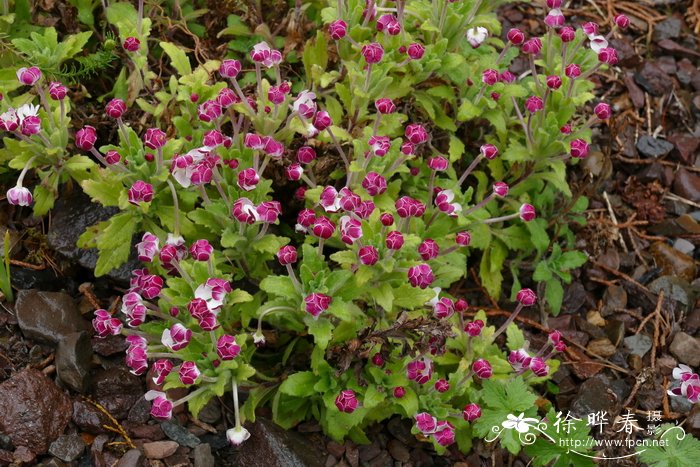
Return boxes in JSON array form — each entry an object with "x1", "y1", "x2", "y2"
[
  {"x1": 72, "y1": 398, "x2": 110, "y2": 435},
  {"x1": 634, "y1": 62, "x2": 674, "y2": 96},
  {"x1": 56, "y1": 331, "x2": 92, "y2": 393},
  {"x1": 668, "y1": 133, "x2": 699, "y2": 163},
  {"x1": 93, "y1": 367, "x2": 143, "y2": 420},
  {"x1": 648, "y1": 276, "x2": 693, "y2": 307},
  {"x1": 673, "y1": 169, "x2": 700, "y2": 203},
  {"x1": 0, "y1": 368, "x2": 72, "y2": 455},
  {"x1": 235, "y1": 418, "x2": 325, "y2": 467},
  {"x1": 624, "y1": 334, "x2": 653, "y2": 357},
  {"x1": 193, "y1": 444, "x2": 215, "y2": 467},
  {"x1": 669, "y1": 332, "x2": 700, "y2": 366},
  {"x1": 653, "y1": 16, "x2": 682, "y2": 41},
  {"x1": 128, "y1": 396, "x2": 152, "y2": 424},
  {"x1": 92, "y1": 335, "x2": 128, "y2": 357},
  {"x1": 196, "y1": 399, "x2": 221, "y2": 424},
  {"x1": 161, "y1": 422, "x2": 201, "y2": 449},
  {"x1": 116, "y1": 449, "x2": 144, "y2": 467},
  {"x1": 602, "y1": 285, "x2": 627, "y2": 316},
  {"x1": 326, "y1": 441, "x2": 345, "y2": 459},
  {"x1": 128, "y1": 423, "x2": 165, "y2": 441},
  {"x1": 143, "y1": 441, "x2": 178, "y2": 460},
  {"x1": 48, "y1": 434, "x2": 86, "y2": 463},
  {"x1": 15, "y1": 290, "x2": 86, "y2": 344},
  {"x1": 636, "y1": 136, "x2": 674, "y2": 158},
  {"x1": 570, "y1": 375, "x2": 622, "y2": 419},
  {"x1": 387, "y1": 439, "x2": 410, "y2": 462},
  {"x1": 686, "y1": 405, "x2": 700, "y2": 438},
  {"x1": 651, "y1": 242, "x2": 697, "y2": 282},
  {"x1": 587, "y1": 337, "x2": 617, "y2": 358}
]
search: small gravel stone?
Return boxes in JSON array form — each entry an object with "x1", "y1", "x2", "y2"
[
  {"x1": 161, "y1": 422, "x2": 201, "y2": 448},
  {"x1": 143, "y1": 441, "x2": 178, "y2": 460},
  {"x1": 48, "y1": 434, "x2": 86, "y2": 462},
  {"x1": 387, "y1": 439, "x2": 410, "y2": 462},
  {"x1": 636, "y1": 136, "x2": 674, "y2": 158},
  {"x1": 116, "y1": 449, "x2": 144, "y2": 467},
  {"x1": 624, "y1": 334, "x2": 653, "y2": 358},
  {"x1": 669, "y1": 332, "x2": 700, "y2": 366},
  {"x1": 193, "y1": 444, "x2": 215, "y2": 467}
]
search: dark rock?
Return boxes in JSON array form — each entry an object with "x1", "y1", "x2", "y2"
[
  {"x1": 670, "y1": 392, "x2": 693, "y2": 413},
  {"x1": 128, "y1": 396, "x2": 152, "y2": 424},
  {"x1": 161, "y1": 422, "x2": 201, "y2": 449},
  {"x1": 0, "y1": 369, "x2": 72, "y2": 454},
  {"x1": 48, "y1": 434, "x2": 86, "y2": 462},
  {"x1": 636, "y1": 136, "x2": 674, "y2": 158},
  {"x1": 92, "y1": 334, "x2": 128, "y2": 356},
  {"x1": 93, "y1": 367, "x2": 143, "y2": 420},
  {"x1": 610, "y1": 38, "x2": 639, "y2": 67},
  {"x1": 47, "y1": 188, "x2": 138, "y2": 283},
  {"x1": 624, "y1": 73, "x2": 646, "y2": 109},
  {"x1": 10, "y1": 266, "x2": 77, "y2": 293},
  {"x1": 116, "y1": 449, "x2": 144, "y2": 467},
  {"x1": 604, "y1": 320, "x2": 626, "y2": 347},
  {"x1": 358, "y1": 440, "x2": 381, "y2": 462},
  {"x1": 0, "y1": 434, "x2": 12, "y2": 451},
  {"x1": 635, "y1": 62, "x2": 673, "y2": 96},
  {"x1": 687, "y1": 405, "x2": 700, "y2": 438},
  {"x1": 143, "y1": 441, "x2": 178, "y2": 459},
  {"x1": 345, "y1": 442, "x2": 359, "y2": 467},
  {"x1": 648, "y1": 276, "x2": 693, "y2": 308},
  {"x1": 638, "y1": 162, "x2": 675, "y2": 186},
  {"x1": 387, "y1": 439, "x2": 410, "y2": 462},
  {"x1": 164, "y1": 451, "x2": 190, "y2": 467},
  {"x1": 669, "y1": 332, "x2": 700, "y2": 366},
  {"x1": 570, "y1": 375, "x2": 622, "y2": 419},
  {"x1": 386, "y1": 417, "x2": 416, "y2": 447},
  {"x1": 602, "y1": 285, "x2": 627, "y2": 316},
  {"x1": 72, "y1": 398, "x2": 110, "y2": 434},
  {"x1": 15, "y1": 290, "x2": 86, "y2": 344},
  {"x1": 637, "y1": 381, "x2": 664, "y2": 411},
  {"x1": 326, "y1": 441, "x2": 345, "y2": 459},
  {"x1": 674, "y1": 169, "x2": 700, "y2": 203},
  {"x1": 650, "y1": 242, "x2": 696, "y2": 282},
  {"x1": 196, "y1": 399, "x2": 221, "y2": 424},
  {"x1": 38, "y1": 459, "x2": 69, "y2": 467},
  {"x1": 13, "y1": 446, "x2": 35, "y2": 464},
  {"x1": 668, "y1": 133, "x2": 699, "y2": 163},
  {"x1": 653, "y1": 16, "x2": 682, "y2": 41},
  {"x1": 193, "y1": 443, "x2": 215, "y2": 467},
  {"x1": 128, "y1": 423, "x2": 165, "y2": 441},
  {"x1": 235, "y1": 418, "x2": 325, "y2": 467},
  {"x1": 199, "y1": 433, "x2": 228, "y2": 450},
  {"x1": 368, "y1": 451, "x2": 392, "y2": 467},
  {"x1": 562, "y1": 281, "x2": 588, "y2": 313},
  {"x1": 624, "y1": 334, "x2": 652, "y2": 357},
  {"x1": 657, "y1": 56, "x2": 677, "y2": 76},
  {"x1": 56, "y1": 331, "x2": 92, "y2": 393}
]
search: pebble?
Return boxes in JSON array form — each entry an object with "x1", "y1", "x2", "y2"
[
  {"x1": 650, "y1": 242, "x2": 697, "y2": 282},
  {"x1": 653, "y1": 16, "x2": 682, "y2": 41},
  {"x1": 56, "y1": 331, "x2": 92, "y2": 393},
  {"x1": 673, "y1": 169, "x2": 700, "y2": 203},
  {"x1": 129, "y1": 424, "x2": 165, "y2": 441},
  {"x1": 636, "y1": 135, "x2": 675, "y2": 158},
  {"x1": 624, "y1": 334, "x2": 653, "y2": 358},
  {"x1": 634, "y1": 62, "x2": 673, "y2": 96},
  {"x1": 587, "y1": 337, "x2": 617, "y2": 358},
  {"x1": 15, "y1": 290, "x2": 86, "y2": 344},
  {"x1": 686, "y1": 405, "x2": 700, "y2": 438},
  {"x1": 116, "y1": 449, "x2": 144, "y2": 467},
  {"x1": 72, "y1": 399, "x2": 110, "y2": 435},
  {"x1": 93, "y1": 367, "x2": 143, "y2": 420},
  {"x1": 0, "y1": 368, "x2": 72, "y2": 455},
  {"x1": 161, "y1": 422, "x2": 201, "y2": 449},
  {"x1": 143, "y1": 441, "x2": 178, "y2": 459},
  {"x1": 386, "y1": 439, "x2": 410, "y2": 462},
  {"x1": 326, "y1": 441, "x2": 345, "y2": 459},
  {"x1": 570, "y1": 375, "x2": 622, "y2": 419},
  {"x1": 669, "y1": 332, "x2": 700, "y2": 366},
  {"x1": 602, "y1": 285, "x2": 627, "y2": 316},
  {"x1": 193, "y1": 443, "x2": 215, "y2": 467},
  {"x1": 48, "y1": 434, "x2": 86, "y2": 463}
]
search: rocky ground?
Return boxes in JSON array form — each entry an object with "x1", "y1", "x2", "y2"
[{"x1": 1, "y1": 0, "x2": 700, "y2": 466}]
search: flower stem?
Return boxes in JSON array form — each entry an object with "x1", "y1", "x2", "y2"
[
  {"x1": 455, "y1": 153, "x2": 484, "y2": 187},
  {"x1": 232, "y1": 377, "x2": 241, "y2": 429},
  {"x1": 166, "y1": 180, "x2": 181, "y2": 237},
  {"x1": 462, "y1": 193, "x2": 495, "y2": 217},
  {"x1": 492, "y1": 303, "x2": 523, "y2": 341}
]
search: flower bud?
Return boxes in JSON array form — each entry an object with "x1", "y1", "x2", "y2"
[
  {"x1": 492, "y1": 181, "x2": 509, "y2": 197},
  {"x1": 75, "y1": 125, "x2": 97, "y2": 151},
  {"x1": 614, "y1": 14, "x2": 630, "y2": 29},
  {"x1": 544, "y1": 9, "x2": 565, "y2": 29},
  {"x1": 407, "y1": 42, "x2": 425, "y2": 60},
  {"x1": 237, "y1": 168, "x2": 260, "y2": 192},
  {"x1": 559, "y1": 26, "x2": 576, "y2": 42},
  {"x1": 145, "y1": 391, "x2": 173, "y2": 420},
  {"x1": 362, "y1": 172, "x2": 387, "y2": 196},
  {"x1": 594, "y1": 102, "x2": 611, "y2": 120},
  {"x1": 525, "y1": 96, "x2": 544, "y2": 113},
  {"x1": 334, "y1": 390, "x2": 358, "y2": 413},
  {"x1": 393, "y1": 387, "x2": 406, "y2": 398},
  {"x1": 358, "y1": 245, "x2": 379, "y2": 266},
  {"x1": 408, "y1": 263, "x2": 434, "y2": 289},
  {"x1": 529, "y1": 357, "x2": 549, "y2": 377},
  {"x1": 519, "y1": 203, "x2": 536, "y2": 221},
  {"x1": 277, "y1": 245, "x2": 298, "y2": 265},
  {"x1": 375, "y1": 98, "x2": 396, "y2": 114},
  {"x1": 92, "y1": 309, "x2": 123, "y2": 337},
  {"x1": 128, "y1": 180, "x2": 154, "y2": 205},
  {"x1": 500, "y1": 71, "x2": 516, "y2": 83},
  {"x1": 385, "y1": 231, "x2": 404, "y2": 250},
  {"x1": 405, "y1": 123, "x2": 428, "y2": 144},
  {"x1": 297, "y1": 146, "x2": 317, "y2": 164},
  {"x1": 521, "y1": 38, "x2": 542, "y2": 55},
  {"x1": 598, "y1": 47, "x2": 618, "y2": 65},
  {"x1": 216, "y1": 334, "x2": 241, "y2": 360},
  {"x1": 6, "y1": 186, "x2": 32, "y2": 206},
  {"x1": 464, "y1": 319, "x2": 484, "y2": 337},
  {"x1": 219, "y1": 59, "x2": 241, "y2": 78},
  {"x1": 482, "y1": 68, "x2": 499, "y2": 86},
  {"x1": 565, "y1": 63, "x2": 581, "y2": 78},
  {"x1": 361, "y1": 42, "x2": 384, "y2": 64},
  {"x1": 434, "y1": 421, "x2": 455, "y2": 447},
  {"x1": 123, "y1": 37, "x2": 140, "y2": 52},
  {"x1": 105, "y1": 150, "x2": 121, "y2": 165},
  {"x1": 190, "y1": 239, "x2": 213, "y2": 261},
  {"x1": 507, "y1": 28, "x2": 525, "y2": 45},
  {"x1": 427, "y1": 156, "x2": 449, "y2": 171},
  {"x1": 516, "y1": 288, "x2": 537, "y2": 306},
  {"x1": 144, "y1": 128, "x2": 167, "y2": 149},
  {"x1": 407, "y1": 358, "x2": 433, "y2": 384},
  {"x1": 328, "y1": 20, "x2": 347, "y2": 40},
  {"x1": 463, "y1": 403, "x2": 482, "y2": 421},
  {"x1": 313, "y1": 110, "x2": 332, "y2": 131},
  {"x1": 466, "y1": 26, "x2": 488, "y2": 48},
  {"x1": 418, "y1": 239, "x2": 439, "y2": 261},
  {"x1": 546, "y1": 75, "x2": 562, "y2": 90},
  {"x1": 480, "y1": 144, "x2": 498, "y2": 159},
  {"x1": 106, "y1": 98, "x2": 127, "y2": 119},
  {"x1": 472, "y1": 359, "x2": 492, "y2": 379},
  {"x1": 547, "y1": 0, "x2": 562, "y2": 7},
  {"x1": 455, "y1": 231, "x2": 471, "y2": 246},
  {"x1": 582, "y1": 22, "x2": 599, "y2": 37},
  {"x1": 16, "y1": 66, "x2": 42, "y2": 86},
  {"x1": 376, "y1": 14, "x2": 401, "y2": 35},
  {"x1": 226, "y1": 427, "x2": 251, "y2": 446},
  {"x1": 305, "y1": 293, "x2": 332, "y2": 317},
  {"x1": 48, "y1": 82, "x2": 67, "y2": 100},
  {"x1": 415, "y1": 413, "x2": 437, "y2": 434},
  {"x1": 380, "y1": 213, "x2": 394, "y2": 226},
  {"x1": 434, "y1": 379, "x2": 449, "y2": 393},
  {"x1": 570, "y1": 138, "x2": 590, "y2": 158},
  {"x1": 152, "y1": 359, "x2": 173, "y2": 386},
  {"x1": 179, "y1": 361, "x2": 201, "y2": 385}
]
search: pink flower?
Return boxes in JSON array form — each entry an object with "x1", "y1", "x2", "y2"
[
  {"x1": 250, "y1": 41, "x2": 279, "y2": 68},
  {"x1": 393, "y1": 387, "x2": 406, "y2": 398},
  {"x1": 594, "y1": 102, "x2": 611, "y2": 119},
  {"x1": 435, "y1": 189, "x2": 461, "y2": 217},
  {"x1": 217, "y1": 88, "x2": 238, "y2": 108},
  {"x1": 179, "y1": 361, "x2": 201, "y2": 385},
  {"x1": 361, "y1": 42, "x2": 384, "y2": 64},
  {"x1": 16, "y1": 66, "x2": 42, "y2": 86},
  {"x1": 544, "y1": 9, "x2": 565, "y2": 28},
  {"x1": 296, "y1": 209, "x2": 316, "y2": 231},
  {"x1": 376, "y1": 14, "x2": 400, "y2": 35},
  {"x1": 6, "y1": 186, "x2": 32, "y2": 206},
  {"x1": 418, "y1": 239, "x2": 439, "y2": 261},
  {"x1": 297, "y1": 146, "x2": 316, "y2": 164},
  {"x1": 493, "y1": 181, "x2": 509, "y2": 197},
  {"x1": 480, "y1": 144, "x2": 499, "y2": 159},
  {"x1": 516, "y1": 288, "x2": 537, "y2": 306},
  {"x1": 483, "y1": 68, "x2": 501, "y2": 86},
  {"x1": 20, "y1": 115, "x2": 40, "y2": 136},
  {"x1": 407, "y1": 358, "x2": 433, "y2": 384},
  {"x1": 305, "y1": 293, "x2": 332, "y2": 318},
  {"x1": 433, "y1": 298, "x2": 454, "y2": 319},
  {"x1": 75, "y1": 125, "x2": 97, "y2": 151},
  {"x1": 123, "y1": 37, "x2": 140, "y2": 52},
  {"x1": 268, "y1": 86, "x2": 285, "y2": 105},
  {"x1": 358, "y1": 245, "x2": 379, "y2": 265},
  {"x1": 48, "y1": 82, "x2": 67, "y2": 100},
  {"x1": 152, "y1": 360, "x2": 173, "y2": 386},
  {"x1": 401, "y1": 141, "x2": 415, "y2": 155},
  {"x1": 92, "y1": 309, "x2": 123, "y2": 337},
  {"x1": 407, "y1": 42, "x2": 425, "y2": 60},
  {"x1": 433, "y1": 421, "x2": 455, "y2": 446},
  {"x1": 530, "y1": 357, "x2": 549, "y2": 377},
  {"x1": 256, "y1": 201, "x2": 282, "y2": 223},
  {"x1": 525, "y1": 96, "x2": 544, "y2": 113},
  {"x1": 434, "y1": 379, "x2": 449, "y2": 393},
  {"x1": 590, "y1": 35, "x2": 609, "y2": 54},
  {"x1": 277, "y1": 245, "x2": 298, "y2": 265},
  {"x1": 598, "y1": 47, "x2": 618, "y2": 65},
  {"x1": 463, "y1": 403, "x2": 482, "y2": 422},
  {"x1": 105, "y1": 150, "x2": 121, "y2": 164},
  {"x1": 559, "y1": 26, "x2": 576, "y2": 42},
  {"x1": 472, "y1": 359, "x2": 492, "y2": 379},
  {"x1": 237, "y1": 168, "x2": 260, "y2": 191},
  {"x1": 408, "y1": 263, "x2": 434, "y2": 289},
  {"x1": 521, "y1": 38, "x2": 542, "y2": 55},
  {"x1": 500, "y1": 71, "x2": 516, "y2": 83},
  {"x1": 328, "y1": 20, "x2": 347, "y2": 40},
  {"x1": 219, "y1": 59, "x2": 241, "y2": 78},
  {"x1": 293, "y1": 90, "x2": 317, "y2": 119},
  {"x1": 355, "y1": 199, "x2": 375, "y2": 218},
  {"x1": 508, "y1": 349, "x2": 532, "y2": 372},
  {"x1": 313, "y1": 111, "x2": 332, "y2": 131},
  {"x1": 106, "y1": 98, "x2": 127, "y2": 119},
  {"x1": 339, "y1": 216, "x2": 363, "y2": 245},
  {"x1": 162, "y1": 323, "x2": 192, "y2": 351},
  {"x1": 126, "y1": 345, "x2": 148, "y2": 375},
  {"x1": 190, "y1": 239, "x2": 213, "y2": 261},
  {"x1": 232, "y1": 197, "x2": 260, "y2": 224},
  {"x1": 395, "y1": 196, "x2": 426, "y2": 218},
  {"x1": 197, "y1": 311, "x2": 219, "y2": 331},
  {"x1": 368, "y1": 135, "x2": 391, "y2": 157},
  {"x1": 582, "y1": 22, "x2": 599, "y2": 37},
  {"x1": 546, "y1": 75, "x2": 562, "y2": 90},
  {"x1": 216, "y1": 334, "x2": 241, "y2": 360},
  {"x1": 0, "y1": 110, "x2": 19, "y2": 131},
  {"x1": 570, "y1": 138, "x2": 590, "y2": 158},
  {"x1": 565, "y1": 63, "x2": 581, "y2": 78},
  {"x1": 464, "y1": 319, "x2": 484, "y2": 337},
  {"x1": 507, "y1": 28, "x2": 525, "y2": 45},
  {"x1": 198, "y1": 100, "x2": 223, "y2": 122},
  {"x1": 226, "y1": 427, "x2": 251, "y2": 446},
  {"x1": 145, "y1": 390, "x2": 173, "y2": 420},
  {"x1": 380, "y1": 213, "x2": 394, "y2": 226},
  {"x1": 128, "y1": 180, "x2": 154, "y2": 205},
  {"x1": 194, "y1": 278, "x2": 231, "y2": 311},
  {"x1": 547, "y1": 0, "x2": 562, "y2": 7},
  {"x1": 144, "y1": 128, "x2": 167, "y2": 149},
  {"x1": 415, "y1": 412, "x2": 438, "y2": 434},
  {"x1": 374, "y1": 98, "x2": 396, "y2": 114},
  {"x1": 405, "y1": 124, "x2": 428, "y2": 144},
  {"x1": 335, "y1": 390, "x2": 358, "y2": 413},
  {"x1": 385, "y1": 231, "x2": 404, "y2": 250},
  {"x1": 312, "y1": 216, "x2": 336, "y2": 239},
  {"x1": 136, "y1": 232, "x2": 159, "y2": 262},
  {"x1": 519, "y1": 203, "x2": 536, "y2": 221},
  {"x1": 362, "y1": 172, "x2": 387, "y2": 196},
  {"x1": 614, "y1": 14, "x2": 630, "y2": 29}
]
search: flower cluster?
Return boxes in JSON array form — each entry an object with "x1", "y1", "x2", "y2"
[{"x1": 668, "y1": 364, "x2": 700, "y2": 404}]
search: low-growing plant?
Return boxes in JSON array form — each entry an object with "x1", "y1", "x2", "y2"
[{"x1": 1, "y1": 0, "x2": 626, "y2": 457}]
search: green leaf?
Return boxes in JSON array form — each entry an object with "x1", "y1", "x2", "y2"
[
  {"x1": 369, "y1": 282, "x2": 394, "y2": 311},
  {"x1": 306, "y1": 316, "x2": 333, "y2": 350},
  {"x1": 638, "y1": 425, "x2": 700, "y2": 467},
  {"x1": 259, "y1": 275, "x2": 298, "y2": 300},
  {"x1": 363, "y1": 385, "x2": 383, "y2": 409},
  {"x1": 557, "y1": 251, "x2": 588, "y2": 270},
  {"x1": 505, "y1": 323, "x2": 525, "y2": 351},
  {"x1": 393, "y1": 284, "x2": 434, "y2": 310},
  {"x1": 93, "y1": 212, "x2": 139, "y2": 276},
  {"x1": 159, "y1": 42, "x2": 192, "y2": 76},
  {"x1": 533, "y1": 261, "x2": 552, "y2": 282},
  {"x1": 479, "y1": 240, "x2": 506, "y2": 298},
  {"x1": 525, "y1": 218, "x2": 549, "y2": 255},
  {"x1": 448, "y1": 135, "x2": 465, "y2": 162},
  {"x1": 251, "y1": 234, "x2": 289, "y2": 255},
  {"x1": 82, "y1": 175, "x2": 123, "y2": 207},
  {"x1": 545, "y1": 279, "x2": 564, "y2": 315},
  {"x1": 329, "y1": 250, "x2": 357, "y2": 266},
  {"x1": 395, "y1": 387, "x2": 418, "y2": 417},
  {"x1": 457, "y1": 99, "x2": 482, "y2": 121}
]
